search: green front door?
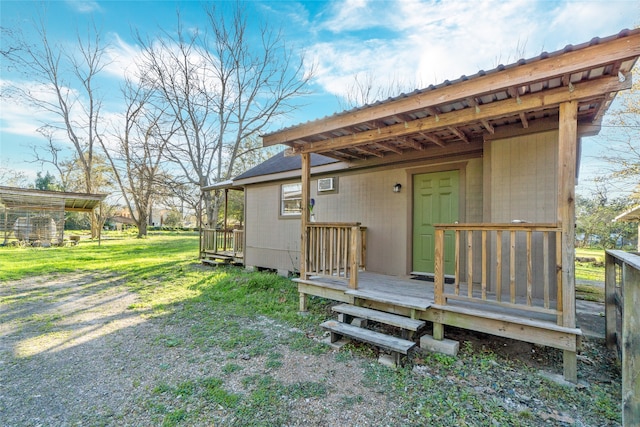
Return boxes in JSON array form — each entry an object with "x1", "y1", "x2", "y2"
[{"x1": 413, "y1": 170, "x2": 459, "y2": 275}]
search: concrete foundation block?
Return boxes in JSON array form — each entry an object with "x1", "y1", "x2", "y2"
[
  {"x1": 350, "y1": 317, "x2": 368, "y2": 328},
  {"x1": 378, "y1": 353, "x2": 398, "y2": 368},
  {"x1": 277, "y1": 269, "x2": 290, "y2": 278},
  {"x1": 420, "y1": 335, "x2": 459, "y2": 356},
  {"x1": 244, "y1": 265, "x2": 256, "y2": 272},
  {"x1": 321, "y1": 336, "x2": 350, "y2": 350}
]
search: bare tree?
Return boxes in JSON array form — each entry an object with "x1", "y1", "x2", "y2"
[
  {"x1": 100, "y1": 77, "x2": 174, "y2": 237},
  {"x1": 595, "y1": 64, "x2": 640, "y2": 199},
  {"x1": 2, "y1": 16, "x2": 111, "y2": 237},
  {"x1": 339, "y1": 71, "x2": 420, "y2": 110},
  {"x1": 30, "y1": 125, "x2": 76, "y2": 191},
  {"x1": 136, "y1": 3, "x2": 314, "y2": 226}
]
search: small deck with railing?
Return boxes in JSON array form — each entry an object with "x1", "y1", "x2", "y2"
[
  {"x1": 200, "y1": 228, "x2": 244, "y2": 265},
  {"x1": 296, "y1": 222, "x2": 582, "y2": 379}
]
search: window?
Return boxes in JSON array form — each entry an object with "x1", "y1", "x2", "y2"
[{"x1": 281, "y1": 183, "x2": 302, "y2": 216}]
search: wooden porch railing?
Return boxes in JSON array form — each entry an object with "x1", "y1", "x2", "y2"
[
  {"x1": 434, "y1": 223, "x2": 563, "y2": 322},
  {"x1": 605, "y1": 250, "x2": 639, "y2": 426},
  {"x1": 201, "y1": 228, "x2": 244, "y2": 257},
  {"x1": 303, "y1": 222, "x2": 366, "y2": 289}
]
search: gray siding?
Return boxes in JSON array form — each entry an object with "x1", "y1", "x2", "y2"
[
  {"x1": 244, "y1": 182, "x2": 301, "y2": 273},
  {"x1": 488, "y1": 130, "x2": 558, "y2": 223},
  {"x1": 244, "y1": 156, "x2": 484, "y2": 276},
  {"x1": 485, "y1": 130, "x2": 560, "y2": 299}
]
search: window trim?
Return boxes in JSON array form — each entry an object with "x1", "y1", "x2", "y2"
[{"x1": 280, "y1": 182, "x2": 302, "y2": 217}]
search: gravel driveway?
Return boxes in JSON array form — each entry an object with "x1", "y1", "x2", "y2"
[
  {"x1": 0, "y1": 271, "x2": 620, "y2": 426},
  {"x1": 0, "y1": 272, "x2": 401, "y2": 426}
]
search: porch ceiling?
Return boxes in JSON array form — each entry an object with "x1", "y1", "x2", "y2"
[{"x1": 262, "y1": 29, "x2": 640, "y2": 161}]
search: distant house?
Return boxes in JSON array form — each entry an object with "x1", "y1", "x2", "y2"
[
  {"x1": 203, "y1": 29, "x2": 640, "y2": 382},
  {"x1": 614, "y1": 205, "x2": 640, "y2": 251}
]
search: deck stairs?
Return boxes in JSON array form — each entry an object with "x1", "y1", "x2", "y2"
[{"x1": 321, "y1": 302, "x2": 428, "y2": 366}]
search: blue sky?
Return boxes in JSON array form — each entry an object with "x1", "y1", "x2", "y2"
[{"x1": 1, "y1": 0, "x2": 639, "y2": 195}]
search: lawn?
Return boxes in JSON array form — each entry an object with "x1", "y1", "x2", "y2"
[{"x1": 0, "y1": 235, "x2": 622, "y2": 426}]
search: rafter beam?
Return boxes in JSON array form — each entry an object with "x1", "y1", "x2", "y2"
[
  {"x1": 336, "y1": 150, "x2": 367, "y2": 160},
  {"x1": 404, "y1": 139, "x2": 425, "y2": 151},
  {"x1": 419, "y1": 132, "x2": 446, "y2": 147},
  {"x1": 355, "y1": 145, "x2": 385, "y2": 158},
  {"x1": 480, "y1": 120, "x2": 495, "y2": 134},
  {"x1": 375, "y1": 141, "x2": 403, "y2": 154},
  {"x1": 448, "y1": 126, "x2": 470, "y2": 143},
  {"x1": 284, "y1": 75, "x2": 629, "y2": 155}
]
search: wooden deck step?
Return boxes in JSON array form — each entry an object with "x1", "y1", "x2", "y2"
[
  {"x1": 320, "y1": 320, "x2": 416, "y2": 355},
  {"x1": 345, "y1": 289, "x2": 432, "y2": 311},
  {"x1": 332, "y1": 304, "x2": 425, "y2": 331}
]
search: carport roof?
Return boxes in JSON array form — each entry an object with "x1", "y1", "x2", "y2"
[{"x1": 0, "y1": 186, "x2": 107, "y2": 212}]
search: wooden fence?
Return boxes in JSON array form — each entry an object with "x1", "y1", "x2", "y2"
[{"x1": 605, "y1": 250, "x2": 640, "y2": 426}]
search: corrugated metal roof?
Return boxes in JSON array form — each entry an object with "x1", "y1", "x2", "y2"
[
  {"x1": 0, "y1": 186, "x2": 107, "y2": 212},
  {"x1": 263, "y1": 29, "x2": 637, "y2": 139},
  {"x1": 261, "y1": 29, "x2": 640, "y2": 162}
]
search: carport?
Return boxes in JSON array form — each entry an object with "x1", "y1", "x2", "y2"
[{"x1": 0, "y1": 186, "x2": 107, "y2": 246}]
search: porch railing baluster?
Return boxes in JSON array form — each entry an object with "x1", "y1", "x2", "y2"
[
  {"x1": 481, "y1": 230, "x2": 487, "y2": 300},
  {"x1": 467, "y1": 230, "x2": 473, "y2": 298},
  {"x1": 433, "y1": 223, "x2": 564, "y2": 323},
  {"x1": 303, "y1": 222, "x2": 365, "y2": 287}
]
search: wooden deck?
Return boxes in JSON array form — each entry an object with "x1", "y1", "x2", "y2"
[
  {"x1": 200, "y1": 228, "x2": 244, "y2": 265},
  {"x1": 295, "y1": 271, "x2": 581, "y2": 353}
]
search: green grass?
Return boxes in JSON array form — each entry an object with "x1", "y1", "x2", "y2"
[
  {"x1": 575, "y1": 248, "x2": 605, "y2": 302},
  {"x1": 1, "y1": 235, "x2": 621, "y2": 426},
  {"x1": 0, "y1": 235, "x2": 198, "y2": 281}
]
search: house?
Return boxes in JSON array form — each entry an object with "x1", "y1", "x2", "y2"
[
  {"x1": 614, "y1": 205, "x2": 640, "y2": 252},
  {"x1": 203, "y1": 29, "x2": 640, "y2": 382}
]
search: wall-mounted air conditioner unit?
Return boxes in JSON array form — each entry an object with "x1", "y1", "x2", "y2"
[{"x1": 317, "y1": 177, "x2": 335, "y2": 192}]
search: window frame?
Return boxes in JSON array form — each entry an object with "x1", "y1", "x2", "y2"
[{"x1": 280, "y1": 182, "x2": 302, "y2": 217}]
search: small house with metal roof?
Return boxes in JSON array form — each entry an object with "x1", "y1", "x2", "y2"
[{"x1": 204, "y1": 29, "x2": 640, "y2": 382}]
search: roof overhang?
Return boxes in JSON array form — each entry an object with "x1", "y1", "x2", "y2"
[
  {"x1": 614, "y1": 205, "x2": 640, "y2": 222},
  {"x1": 261, "y1": 29, "x2": 640, "y2": 162},
  {"x1": 201, "y1": 180, "x2": 243, "y2": 192},
  {"x1": 0, "y1": 186, "x2": 107, "y2": 212}
]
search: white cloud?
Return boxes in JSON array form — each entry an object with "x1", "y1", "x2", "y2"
[
  {"x1": 103, "y1": 34, "x2": 144, "y2": 80},
  {"x1": 307, "y1": 0, "x2": 636, "y2": 103},
  {"x1": 0, "y1": 79, "x2": 63, "y2": 139},
  {"x1": 64, "y1": 0, "x2": 102, "y2": 14}
]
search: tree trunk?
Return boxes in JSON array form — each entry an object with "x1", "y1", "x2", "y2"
[{"x1": 137, "y1": 213, "x2": 149, "y2": 238}]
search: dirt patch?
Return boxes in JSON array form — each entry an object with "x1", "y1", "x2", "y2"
[{"x1": 0, "y1": 272, "x2": 621, "y2": 426}]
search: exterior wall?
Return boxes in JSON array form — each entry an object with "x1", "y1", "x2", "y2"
[
  {"x1": 484, "y1": 130, "x2": 559, "y2": 299},
  {"x1": 244, "y1": 181, "x2": 301, "y2": 273},
  {"x1": 488, "y1": 130, "x2": 558, "y2": 223},
  {"x1": 244, "y1": 156, "x2": 484, "y2": 276}
]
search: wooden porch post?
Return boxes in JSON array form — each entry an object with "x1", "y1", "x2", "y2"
[
  {"x1": 433, "y1": 228, "x2": 445, "y2": 340},
  {"x1": 558, "y1": 100, "x2": 578, "y2": 383},
  {"x1": 299, "y1": 153, "x2": 311, "y2": 312},
  {"x1": 223, "y1": 188, "x2": 229, "y2": 251}
]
